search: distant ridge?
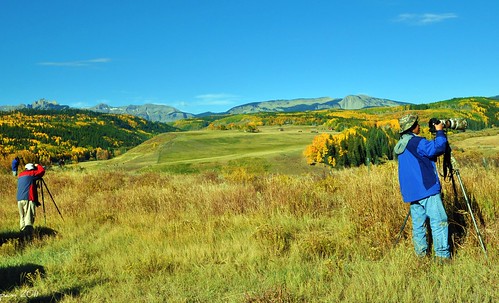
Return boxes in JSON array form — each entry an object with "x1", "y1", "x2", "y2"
[
  {"x1": 0, "y1": 94, "x2": 416, "y2": 122},
  {"x1": 227, "y1": 95, "x2": 408, "y2": 114},
  {"x1": 88, "y1": 103, "x2": 195, "y2": 123},
  {"x1": 88, "y1": 95, "x2": 408, "y2": 121},
  {"x1": 227, "y1": 97, "x2": 341, "y2": 114},
  {"x1": 0, "y1": 95, "x2": 409, "y2": 122},
  {"x1": 0, "y1": 98, "x2": 70, "y2": 111}
]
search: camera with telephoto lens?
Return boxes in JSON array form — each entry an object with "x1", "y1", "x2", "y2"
[{"x1": 428, "y1": 118, "x2": 468, "y2": 133}]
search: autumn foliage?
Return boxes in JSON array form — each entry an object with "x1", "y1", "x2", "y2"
[
  {"x1": 304, "y1": 125, "x2": 397, "y2": 167},
  {"x1": 0, "y1": 108, "x2": 175, "y2": 170}
]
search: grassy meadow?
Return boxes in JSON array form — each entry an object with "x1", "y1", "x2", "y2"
[
  {"x1": 0, "y1": 126, "x2": 498, "y2": 302},
  {"x1": 78, "y1": 126, "x2": 326, "y2": 175}
]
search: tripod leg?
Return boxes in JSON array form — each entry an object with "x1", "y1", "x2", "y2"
[
  {"x1": 39, "y1": 179, "x2": 46, "y2": 225},
  {"x1": 41, "y1": 179, "x2": 65, "y2": 222},
  {"x1": 393, "y1": 208, "x2": 411, "y2": 247},
  {"x1": 455, "y1": 170, "x2": 488, "y2": 259}
]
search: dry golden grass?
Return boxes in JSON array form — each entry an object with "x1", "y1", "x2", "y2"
[{"x1": 1, "y1": 155, "x2": 497, "y2": 301}]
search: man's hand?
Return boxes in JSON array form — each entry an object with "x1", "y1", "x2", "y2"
[{"x1": 434, "y1": 122, "x2": 444, "y2": 131}]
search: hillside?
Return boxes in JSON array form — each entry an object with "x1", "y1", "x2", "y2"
[
  {"x1": 76, "y1": 124, "x2": 498, "y2": 185},
  {"x1": 173, "y1": 97, "x2": 498, "y2": 132},
  {"x1": 78, "y1": 125, "x2": 325, "y2": 175},
  {"x1": 2, "y1": 95, "x2": 497, "y2": 124},
  {"x1": 86, "y1": 95, "x2": 409, "y2": 121},
  {"x1": 88, "y1": 103, "x2": 195, "y2": 123},
  {"x1": 227, "y1": 97, "x2": 342, "y2": 114},
  {"x1": 1, "y1": 97, "x2": 497, "y2": 171},
  {"x1": 0, "y1": 108, "x2": 176, "y2": 168},
  {"x1": 423, "y1": 97, "x2": 498, "y2": 128},
  {"x1": 227, "y1": 95, "x2": 408, "y2": 114}
]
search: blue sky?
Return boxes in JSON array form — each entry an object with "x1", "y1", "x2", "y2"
[{"x1": 1, "y1": 0, "x2": 498, "y2": 114}]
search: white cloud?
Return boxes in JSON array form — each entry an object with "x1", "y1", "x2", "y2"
[
  {"x1": 38, "y1": 58, "x2": 112, "y2": 67},
  {"x1": 395, "y1": 13, "x2": 458, "y2": 25}
]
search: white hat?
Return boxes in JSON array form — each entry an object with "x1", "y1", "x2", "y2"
[{"x1": 25, "y1": 163, "x2": 35, "y2": 170}]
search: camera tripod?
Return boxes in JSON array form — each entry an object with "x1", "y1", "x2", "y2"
[
  {"x1": 37, "y1": 178, "x2": 64, "y2": 224},
  {"x1": 443, "y1": 152, "x2": 488, "y2": 259}
]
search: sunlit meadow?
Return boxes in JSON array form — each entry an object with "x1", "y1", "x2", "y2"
[{"x1": 1, "y1": 154, "x2": 497, "y2": 302}]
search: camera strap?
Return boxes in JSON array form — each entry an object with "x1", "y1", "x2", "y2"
[{"x1": 442, "y1": 142, "x2": 453, "y2": 181}]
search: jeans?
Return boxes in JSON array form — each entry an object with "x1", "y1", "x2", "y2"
[{"x1": 410, "y1": 193, "x2": 450, "y2": 258}]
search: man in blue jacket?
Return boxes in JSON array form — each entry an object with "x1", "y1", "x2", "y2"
[{"x1": 394, "y1": 114, "x2": 450, "y2": 260}]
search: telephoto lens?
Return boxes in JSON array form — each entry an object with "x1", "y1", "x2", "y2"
[
  {"x1": 443, "y1": 118, "x2": 468, "y2": 130},
  {"x1": 429, "y1": 118, "x2": 467, "y2": 132}
]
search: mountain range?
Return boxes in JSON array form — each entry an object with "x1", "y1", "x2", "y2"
[
  {"x1": 1, "y1": 95, "x2": 410, "y2": 123},
  {"x1": 225, "y1": 95, "x2": 408, "y2": 115}
]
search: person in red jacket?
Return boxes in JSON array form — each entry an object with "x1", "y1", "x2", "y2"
[{"x1": 17, "y1": 163, "x2": 45, "y2": 239}]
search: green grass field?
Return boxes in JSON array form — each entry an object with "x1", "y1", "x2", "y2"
[{"x1": 79, "y1": 126, "x2": 332, "y2": 175}]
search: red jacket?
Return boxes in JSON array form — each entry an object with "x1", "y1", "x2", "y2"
[{"x1": 17, "y1": 165, "x2": 45, "y2": 202}]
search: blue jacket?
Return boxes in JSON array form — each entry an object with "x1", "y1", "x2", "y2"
[
  {"x1": 394, "y1": 131, "x2": 447, "y2": 203},
  {"x1": 12, "y1": 158, "x2": 20, "y2": 171}
]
